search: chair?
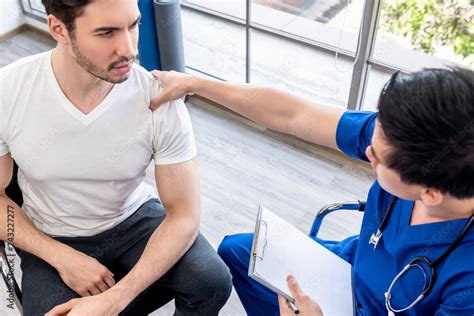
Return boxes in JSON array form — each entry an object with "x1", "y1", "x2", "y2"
[
  {"x1": 309, "y1": 200, "x2": 366, "y2": 238},
  {"x1": 1, "y1": 162, "x2": 23, "y2": 314}
]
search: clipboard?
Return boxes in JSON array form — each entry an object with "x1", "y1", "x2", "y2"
[{"x1": 248, "y1": 206, "x2": 355, "y2": 316}]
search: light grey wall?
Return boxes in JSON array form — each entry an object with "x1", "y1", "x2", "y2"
[{"x1": 0, "y1": 0, "x2": 24, "y2": 37}]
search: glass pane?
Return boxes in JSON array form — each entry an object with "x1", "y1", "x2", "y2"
[
  {"x1": 20, "y1": 0, "x2": 47, "y2": 18},
  {"x1": 182, "y1": 0, "x2": 246, "y2": 20},
  {"x1": 30, "y1": 0, "x2": 46, "y2": 12},
  {"x1": 373, "y1": 0, "x2": 474, "y2": 70},
  {"x1": 362, "y1": 68, "x2": 394, "y2": 111},
  {"x1": 251, "y1": 0, "x2": 364, "y2": 53},
  {"x1": 365, "y1": 0, "x2": 473, "y2": 111},
  {"x1": 250, "y1": 30, "x2": 354, "y2": 108},
  {"x1": 181, "y1": 7, "x2": 246, "y2": 82}
]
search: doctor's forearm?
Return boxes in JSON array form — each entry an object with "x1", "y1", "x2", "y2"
[
  {"x1": 189, "y1": 76, "x2": 311, "y2": 135},
  {"x1": 108, "y1": 213, "x2": 199, "y2": 310}
]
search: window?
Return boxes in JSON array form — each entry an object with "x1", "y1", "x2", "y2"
[
  {"x1": 182, "y1": 8, "x2": 246, "y2": 82},
  {"x1": 21, "y1": 0, "x2": 47, "y2": 19},
  {"x1": 250, "y1": 29, "x2": 354, "y2": 107},
  {"x1": 182, "y1": 0, "x2": 366, "y2": 108},
  {"x1": 251, "y1": 0, "x2": 363, "y2": 54},
  {"x1": 362, "y1": 0, "x2": 473, "y2": 110},
  {"x1": 182, "y1": 0, "x2": 473, "y2": 111}
]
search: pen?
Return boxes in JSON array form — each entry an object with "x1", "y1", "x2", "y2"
[{"x1": 286, "y1": 299, "x2": 300, "y2": 314}]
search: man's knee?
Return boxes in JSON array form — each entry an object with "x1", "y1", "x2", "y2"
[
  {"x1": 200, "y1": 257, "x2": 233, "y2": 307},
  {"x1": 168, "y1": 234, "x2": 232, "y2": 313},
  {"x1": 25, "y1": 283, "x2": 78, "y2": 315}
]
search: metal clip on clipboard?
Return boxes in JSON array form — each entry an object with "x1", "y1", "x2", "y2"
[
  {"x1": 252, "y1": 218, "x2": 300, "y2": 314},
  {"x1": 253, "y1": 220, "x2": 268, "y2": 261},
  {"x1": 249, "y1": 208, "x2": 296, "y2": 306}
]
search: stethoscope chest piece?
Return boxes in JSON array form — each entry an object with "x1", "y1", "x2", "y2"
[{"x1": 369, "y1": 197, "x2": 473, "y2": 314}]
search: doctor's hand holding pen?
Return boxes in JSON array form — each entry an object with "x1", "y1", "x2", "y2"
[{"x1": 279, "y1": 275, "x2": 323, "y2": 316}]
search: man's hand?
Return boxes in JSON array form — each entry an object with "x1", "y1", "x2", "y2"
[
  {"x1": 149, "y1": 70, "x2": 195, "y2": 110},
  {"x1": 53, "y1": 246, "x2": 115, "y2": 296},
  {"x1": 278, "y1": 275, "x2": 323, "y2": 316},
  {"x1": 45, "y1": 292, "x2": 120, "y2": 316}
]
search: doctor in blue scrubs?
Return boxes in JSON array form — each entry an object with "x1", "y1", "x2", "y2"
[{"x1": 149, "y1": 67, "x2": 474, "y2": 315}]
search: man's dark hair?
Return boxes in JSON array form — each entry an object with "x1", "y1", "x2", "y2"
[
  {"x1": 378, "y1": 67, "x2": 474, "y2": 199},
  {"x1": 42, "y1": 0, "x2": 93, "y2": 35}
]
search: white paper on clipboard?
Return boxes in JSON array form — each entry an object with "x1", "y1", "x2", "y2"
[{"x1": 248, "y1": 206, "x2": 355, "y2": 316}]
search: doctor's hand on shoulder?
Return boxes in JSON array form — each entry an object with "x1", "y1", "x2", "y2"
[
  {"x1": 279, "y1": 275, "x2": 323, "y2": 316},
  {"x1": 149, "y1": 70, "x2": 195, "y2": 110}
]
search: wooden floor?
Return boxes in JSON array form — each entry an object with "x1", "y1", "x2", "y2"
[{"x1": 0, "y1": 29, "x2": 374, "y2": 315}]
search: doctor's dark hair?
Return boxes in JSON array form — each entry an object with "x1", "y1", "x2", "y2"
[
  {"x1": 377, "y1": 67, "x2": 474, "y2": 199},
  {"x1": 41, "y1": 0, "x2": 93, "y2": 35}
]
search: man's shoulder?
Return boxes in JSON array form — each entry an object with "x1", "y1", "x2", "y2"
[
  {"x1": 130, "y1": 62, "x2": 154, "y2": 82},
  {"x1": 0, "y1": 51, "x2": 50, "y2": 96},
  {"x1": 127, "y1": 62, "x2": 162, "y2": 102},
  {"x1": 0, "y1": 51, "x2": 49, "y2": 79},
  {"x1": 0, "y1": 51, "x2": 50, "y2": 112}
]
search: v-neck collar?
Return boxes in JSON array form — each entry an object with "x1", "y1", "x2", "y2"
[
  {"x1": 46, "y1": 50, "x2": 117, "y2": 126},
  {"x1": 398, "y1": 199, "x2": 474, "y2": 242}
]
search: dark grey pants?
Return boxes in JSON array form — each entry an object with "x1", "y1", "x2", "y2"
[{"x1": 18, "y1": 198, "x2": 232, "y2": 316}]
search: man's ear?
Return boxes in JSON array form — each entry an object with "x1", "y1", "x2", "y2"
[
  {"x1": 47, "y1": 15, "x2": 72, "y2": 45},
  {"x1": 420, "y1": 187, "x2": 444, "y2": 206}
]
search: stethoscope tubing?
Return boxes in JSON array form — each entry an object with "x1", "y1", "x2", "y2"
[{"x1": 371, "y1": 197, "x2": 474, "y2": 313}]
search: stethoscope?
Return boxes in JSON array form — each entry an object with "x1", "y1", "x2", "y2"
[{"x1": 368, "y1": 197, "x2": 474, "y2": 314}]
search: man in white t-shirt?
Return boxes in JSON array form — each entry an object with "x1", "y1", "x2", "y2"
[{"x1": 0, "y1": 0, "x2": 231, "y2": 315}]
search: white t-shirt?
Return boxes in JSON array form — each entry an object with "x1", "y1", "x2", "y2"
[{"x1": 0, "y1": 50, "x2": 197, "y2": 237}]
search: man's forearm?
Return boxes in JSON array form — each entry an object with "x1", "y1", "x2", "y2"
[
  {"x1": 108, "y1": 213, "x2": 199, "y2": 311},
  {"x1": 0, "y1": 194, "x2": 69, "y2": 269},
  {"x1": 189, "y1": 76, "x2": 308, "y2": 135}
]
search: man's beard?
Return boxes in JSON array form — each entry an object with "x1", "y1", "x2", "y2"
[{"x1": 70, "y1": 39, "x2": 134, "y2": 84}]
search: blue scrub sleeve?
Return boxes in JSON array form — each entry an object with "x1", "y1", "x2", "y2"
[
  {"x1": 336, "y1": 111, "x2": 377, "y2": 162},
  {"x1": 314, "y1": 235, "x2": 359, "y2": 266},
  {"x1": 435, "y1": 274, "x2": 474, "y2": 315}
]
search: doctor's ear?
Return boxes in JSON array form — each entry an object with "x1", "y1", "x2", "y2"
[{"x1": 420, "y1": 188, "x2": 444, "y2": 206}]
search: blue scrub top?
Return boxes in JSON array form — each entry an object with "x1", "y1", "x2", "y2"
[{"x1": 324, "y1": 111, "x2": 474, "y2": 315}]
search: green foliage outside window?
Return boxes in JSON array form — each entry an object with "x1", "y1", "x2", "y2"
[{"x1": 382, "y1": 0, "x2": 474, "y2": 65}]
